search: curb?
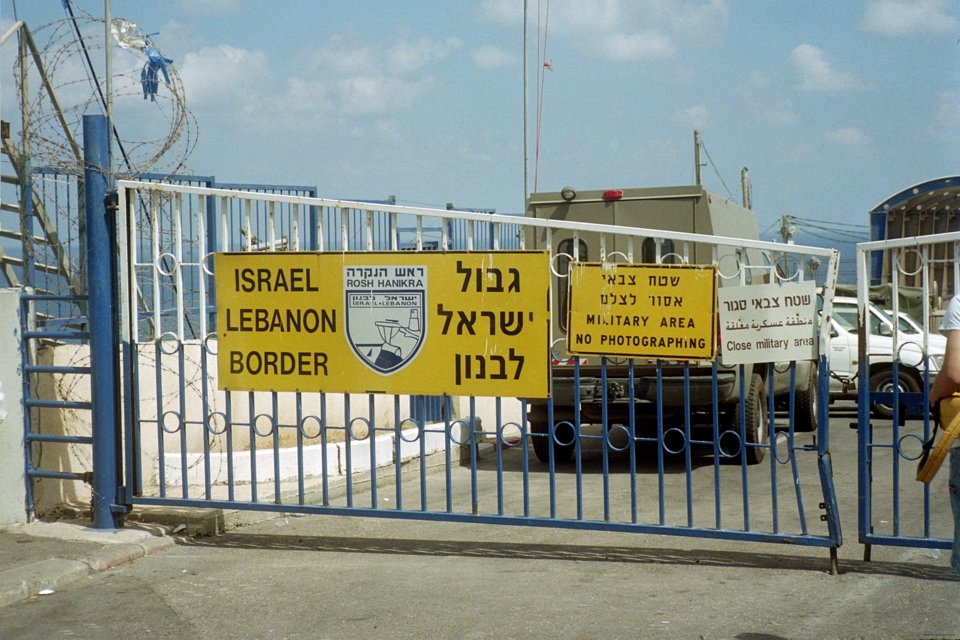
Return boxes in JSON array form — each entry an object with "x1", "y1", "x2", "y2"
[
  {"x1": 0, "y1": 439, "x2": 506, "y2": 609},
  {"x1": 0, "y1": 533, "x2": 176, "y2": 609}
]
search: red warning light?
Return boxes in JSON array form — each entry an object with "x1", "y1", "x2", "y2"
[{"x1": 602, "y1": 190, "x2": 623, "y2": 200}]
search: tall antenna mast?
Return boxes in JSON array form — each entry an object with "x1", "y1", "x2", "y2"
[
  {"x1": 523, "y1": 0, "x2": 529, "y2": 204},
  {"x1": 694, "y1": 130, "x2": 702, "y2": 186},
  {"x1": 104, "y1": 0, "x2": 113, "y2": 185}
]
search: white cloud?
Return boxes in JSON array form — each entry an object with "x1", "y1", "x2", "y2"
[
  {"x1": 861, "y1": 0, "x2": 958, "y2": 38},
  {"x1": 472, "y1": 45, "x2": 516, "y2": 69},
  {"x1": 663, "y1": 0, "x2": 730, "y2": 39},
  {"x1": 596, "y1": 31, "x2": 677, "y2": 60},
  {"x1": 175, "y1": 0, "x2": 248, "y2": 14},
  {"x1": 672, "y1": 103, "x2": 712, "y2": 129},
  {"x1": 480, "y1": 0, "x2": 525, "y2": 25},
  {"x1": 282, "y1": 78, "x2": 332, "y2": 113},
  {"x1": 791, "y1": 44, "x2": 864, "y2": 92},
  {"x1": 481, "y1": 0, "x2": 726, "y2": 61},
  {"x1": 761, "y1": 101, "x2": 799, "y2": 126},
  {"x1": 309, "y1": 38, "x2": 377, "y2": 76},
  {"x1": 387, "y1": 37, "x2": 462, "y2": 75},
  {"x1": 336, "y1": 75, "x2": 432, "y2": 115},
  {"x1": 179, "y1": 45, "x2": 271, "y2": 106},
  {"x1": 931, "y1": 90, "x2": 960, "y2": 140},
  {"x1": 303, "y1": 35, "x2": 457, "y2": 116},
  {"x1": 174, "y1": 33, "x2": 459, "y2": 126},
  {"x1": 823, "y1": 126, "x2": 871, "y2": 147}
]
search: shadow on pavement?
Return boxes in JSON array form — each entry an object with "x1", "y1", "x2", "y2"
[{"x1": 175, "y1": 531, "x2": 960, "y2": 582}]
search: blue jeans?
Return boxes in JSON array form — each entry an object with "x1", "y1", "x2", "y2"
[{"x1": 951, "y1": 448, "x2": 960, "y2": 573}]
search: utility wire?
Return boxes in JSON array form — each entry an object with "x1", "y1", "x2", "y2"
[
  {"x1": 533, "y1": 0, "x2": 551, "y2": 193},
  {"x1": 698, "y1": 138, "x2": 736, "y2": 202},
  {"x1": 788, "y1": 215, "x2": 868, "y2": 230},
  {"x1": 61, "y1": 0, "x2": 135, "y2": 175}
]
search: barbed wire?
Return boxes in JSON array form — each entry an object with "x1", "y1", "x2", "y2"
[{"x1": 11, "y1": 6, "x2": 197, "y2": 179}]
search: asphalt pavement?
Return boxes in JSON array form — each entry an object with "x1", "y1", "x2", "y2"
[{"x1": 3, "y1": 405, "x2": 960, "y2": 639}]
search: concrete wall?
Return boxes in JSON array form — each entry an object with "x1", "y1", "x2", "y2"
[{"x1": 0, "y1": 289, "x2": 26, "y2": 525}]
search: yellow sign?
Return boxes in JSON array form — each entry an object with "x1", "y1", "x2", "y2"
[
  {"x1": 215, "y1": 251, "x2": 551, "y2": 397},
  {"x1": 566, "y1": 263, "x2": 717, "y2": 360}
]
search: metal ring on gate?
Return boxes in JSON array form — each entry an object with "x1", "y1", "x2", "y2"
[
  {"x1": 774, "y1": 254, "x2": 801, "y2": 281},
  {"x1": 718, "y1": 429, "x2": 742, "y2": 458},
  {"x1": 895, "y1": 248, "x2": 924, "y2": 277},
  {"x1": 252, "y1": 413, "x2": 275, "y2": 438},
  {"x1": 447, "y1": 420, "x2": 474, "y2": 446},
  {"x1": 347, "y1": 417, "x2": 371, "y2": 440},
  {"x1": 205, "y1": 411, "x2": 228, "y2": 435},
  {"x1": 605, "y1": 424, "x2": 632, "y2": 452},
  {"x1": 156, "y1": 252, "x2": 179, "y2": 276},
  {"x1": 299, "y1": 415, "x2": 324, "y2": 439},
  {"x1": 773, "y1": 431, "x2": 793, "y2": 465},
  {"x1": 550, "y1": 252, "x2": 576, "y2": 278},
  {"x1": 160, "y1": 410, "x2": 183, "y2": 434},
  {"x1": 552, "y1": 421, "x2": 578, "y2": 447},
  {"x1": 716, "y1": 359, "x2": 736, "y2": 372},
  {"x1": 716, "y1": 254, "x2": 743, "y2": 280},
  {"x1": 202, "y1": 252, "x2": 217, "y2": 276},
  {"x1": 605, "y1": 251, "x2": 630, "y2": 263},
  {"x1": 498, "y1": 422, "x2": 524, "y2": 448},
  {"x1": 203, "y1": 332, "x2": 218, "y2": 355},
  {"x1": 896, "y1": 433, "x2": 926, "y2": 461},
  {"x1": 660, "y1": 253, "x2": 687, "y2": 265},
  {"x1": 158, "y1": 332, "x2": 181, "y2": 355},
  {"x1": 550, "y1": 337, "x2": 570, "y2": 363},
  {"x1": 893, "y1": 340, "x2": 926, "y2": 366},
  {"x1": 662, "y1": 427, "x2": 688, "y2": 454},
  {"x1": 397, "y1": 418, "x2": 423, "y2": 443},
  {"x1": 773, "y1": 360, "x2": 794, "y2": 374}
]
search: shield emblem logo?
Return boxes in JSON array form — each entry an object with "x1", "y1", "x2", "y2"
[{"x1": 344, "y1": 264, "x2": 427, "y2": 375}]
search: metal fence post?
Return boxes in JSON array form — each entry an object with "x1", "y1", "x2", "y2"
[{"x1": 84, "y1": 114, "x2": 122, "y2": 529}]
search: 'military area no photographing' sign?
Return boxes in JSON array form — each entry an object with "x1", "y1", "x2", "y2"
[
  {"x1": 566, "y1": 263, "x2": 717, "y2": 360},
  {"x1": 215, "y1": 251, "x2": 551, "y2": 397}
]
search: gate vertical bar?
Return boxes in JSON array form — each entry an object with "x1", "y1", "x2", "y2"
[
  {"x1": 856, "y1": 243, "x2": 873, "y2": 557},
  {"x1": 84, "y1": 114, "x2": 122, "y2": 529}
]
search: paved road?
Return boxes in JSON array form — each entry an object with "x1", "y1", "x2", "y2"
[{"x1": 2, "y1": 404, "x2": 958, "y2": 640}]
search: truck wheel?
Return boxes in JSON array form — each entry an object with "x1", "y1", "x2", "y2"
[
  {"x1": 733, "y1": 373, "x2": 768, "y2": 465},
  {"x1": 529, "y1": 408, "x2": 575, "y2": 464},
  {"x1": 794, "y1": 365, "x2": 819, "y2": 433},
  {"x1": 869, "y1": 369, "x2": 920, "y2": 419}
]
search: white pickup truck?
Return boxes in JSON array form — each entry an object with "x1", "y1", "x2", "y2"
[{"x1": 827, "y1": 296, "x2": 945, "y2": 418}]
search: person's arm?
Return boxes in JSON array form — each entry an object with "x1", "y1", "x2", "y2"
[{"x1": 930, "y1": 328, "x2": 960, "y2": 406}]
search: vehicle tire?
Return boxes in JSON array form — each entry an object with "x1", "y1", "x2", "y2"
[
  {"x1": 794, "y1": 365, "x2": 819, "y2": 433},
  {"x1": 733, "y1": 373, "x2": 768, "y2": 465},
  {"x1": 529, "y1": 409, "x2": 575, "y2": 464},
  {"x1": 869, "y1": 369, "x2": 920, "y2": 419}
]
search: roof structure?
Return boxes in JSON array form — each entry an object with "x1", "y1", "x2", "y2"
[
  {"x1": 869, "y1": 176, "x2": 960, "y2": 240},
  {"x1": 868, "y1": 175, "x2": 959, "y2": 296}
]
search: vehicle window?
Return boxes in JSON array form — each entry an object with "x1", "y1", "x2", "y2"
[
  {"x1": 642, "y1": 237, "x2": 677, "y2": 264},
  {"x1": 557, "y1": 238, "x2": 587, "y2": 332},
  {"x1": 868, "y1": 311, "x2": 883, "y2": 335},
  {"x1": 870, "y1": 307, "x2": 901, "y2": 335},
  {"x1": 898, "y1": 314, "x2": 921, "y2": 334},
  {"x1": 833, "y1": 305, "x2": 858, "y2": 331}
]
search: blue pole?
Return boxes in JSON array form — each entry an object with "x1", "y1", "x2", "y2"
[{"x1": 84, "y1": 114, "x2": 121, "y2": 529}]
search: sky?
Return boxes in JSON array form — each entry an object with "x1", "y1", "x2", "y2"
[{"x1": 2, "y1": 0, "x2": 959, "y2": 267}]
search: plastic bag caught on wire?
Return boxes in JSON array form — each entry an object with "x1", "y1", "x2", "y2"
[
  {"x1": 110, "y1": 18, "x2": 174, "y2": 101},
  {"x1": 111, "y1": 18, "x2": 149, "y2": 50}
]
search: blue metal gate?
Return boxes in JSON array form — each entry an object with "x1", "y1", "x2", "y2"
[
  {"x1": 114, "y1": 179, "x2": 843, "y2": 567},
  {"x1": 854, "y1": 233, "x2": 960, "y2": 557}
]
